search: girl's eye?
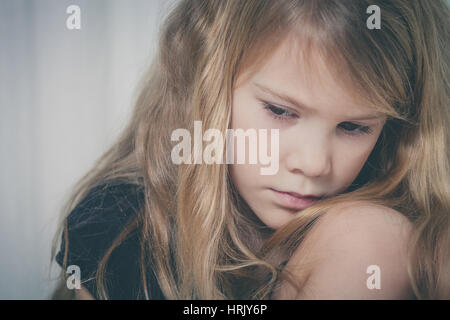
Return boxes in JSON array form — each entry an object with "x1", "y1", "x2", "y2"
[
  {"x1": 261, "y1": 101, "x2": 298, "y2": 121},
  {"x1": 261, "y1": 100, "x2": 373, "y2": 136},
  {"x1": 339, "y1": 122, "x2": 373, "y2": 136}
]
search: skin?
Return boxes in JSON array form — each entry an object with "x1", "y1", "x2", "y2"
[
  {"x1": 229, "y1": 37, "x2": 387, "y2": 230},
  {"x1": 229, "y1": 37, "x2": 414, "y2": 299},
  {"x1": 271, "y1": 202, "x2": 415, "y2": 299},
  {"x1": 75, "y1": 285, "x2": 95, "y2": 300}
]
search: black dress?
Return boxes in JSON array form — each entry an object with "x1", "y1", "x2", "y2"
[{"x1": 55, "y1": 182, "x2": 165, "y2": 299}]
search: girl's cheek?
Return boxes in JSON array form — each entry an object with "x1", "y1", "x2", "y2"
[{"x1": 337, "y1": 148, "x2": 373, "y2": 180}]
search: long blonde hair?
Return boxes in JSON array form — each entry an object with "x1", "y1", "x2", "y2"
[{"x1": 51, "y1": 0, "x2": 450, "y2": 299}]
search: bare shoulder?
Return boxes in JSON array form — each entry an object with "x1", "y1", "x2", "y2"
[
  {"x1": 74, "y1": 284, "x2": 96, "y2": 300},
  {"x1": 314, "y1": 201, "x2": 413, "y2": 244},
  {"x1": 273, "y1": 201, "x2": 415, "y2": 299}
]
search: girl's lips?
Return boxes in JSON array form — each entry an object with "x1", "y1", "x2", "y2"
[{"x1": 270, "y1": 188, "x2": 321, "y2": 211}]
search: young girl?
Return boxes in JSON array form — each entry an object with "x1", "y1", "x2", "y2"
[{"x1": 50, "y1": 0, "x2": 450, "y2": 300}]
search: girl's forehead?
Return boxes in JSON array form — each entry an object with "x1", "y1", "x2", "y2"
[
  {"x1": 239, "y1": 35, "x2": 390, "y2": 118},
  {"x1": 246, "y1": 42, "x2": 377, "y2": 118},
  {"x1": 239, "y1": 34, "x2": 341, "y2": 92}
]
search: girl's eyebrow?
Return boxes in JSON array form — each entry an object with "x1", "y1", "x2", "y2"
[{"x1": 253, "y1": 81, "x2": 384, "y2": 121}]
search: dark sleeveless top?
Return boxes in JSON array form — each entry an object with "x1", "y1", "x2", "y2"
[{"x1": 55, "y1": 183, "x2": 165, "y2": 299}]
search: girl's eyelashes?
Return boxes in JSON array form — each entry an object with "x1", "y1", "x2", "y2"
[
  {"x1": 261, "y1": 101, "x2": 298, "y2": 121},
  {"x1": 260, "y1": 100, "x2": 373, "y2": 137},
  {"x1": 340, "y1": 122, "x2": 372, "y2": 136},
  {"x1": 338, "y1": 122, "x2": 373, "y2": 136}
]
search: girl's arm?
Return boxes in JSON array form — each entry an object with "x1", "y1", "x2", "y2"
[
  {"x1": 273, "y1": 203, "x2": 414, "y2": 299},
  {"x1": 74, "y1": 285, "x2": 96, "y2": 300}
]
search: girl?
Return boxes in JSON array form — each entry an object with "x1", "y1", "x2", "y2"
[{"x1": 51, "y1": 0, "x2": 450, "y2": 299}]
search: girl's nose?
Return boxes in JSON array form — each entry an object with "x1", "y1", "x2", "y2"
[{"x1": 285, "y1": 139, "x2": 332, "y2": 178}]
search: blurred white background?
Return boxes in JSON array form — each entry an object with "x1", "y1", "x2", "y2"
[{"x1": 0, "y1": 0, "x2": 177, "y2": 299}]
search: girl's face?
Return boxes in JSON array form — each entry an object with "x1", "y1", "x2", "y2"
[{"x1": 229, "y1": 39, "x2": 386, "y2": 230}]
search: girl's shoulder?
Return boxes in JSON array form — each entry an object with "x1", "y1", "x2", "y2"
[
  {"x1": 58, "y1": 182, "x2": 145, "y2": 259},
  {"x1": 316, "y1": 201, "x2": 414, "y2": 239},
  {"x1": 274, "y1": 201, "x2": 414, "y2": 299},
  {"x1": 65, "y1": 182, "x2": 145, "y2": 227},
  {"x1": 55, "y1": 182, "x2": 157, "y2": 299}
]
